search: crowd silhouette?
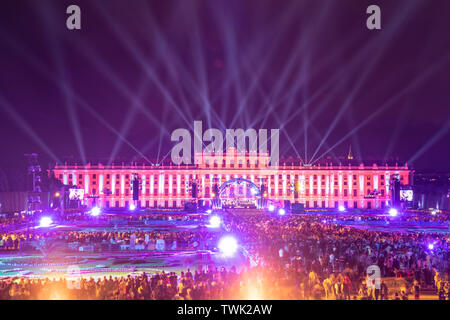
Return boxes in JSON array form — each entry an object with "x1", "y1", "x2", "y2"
[{"x1": 0, "y1": 211, "x2": 448, "y2": 300}]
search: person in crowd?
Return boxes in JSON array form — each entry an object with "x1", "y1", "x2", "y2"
[
  {"x1": 380, "y1": 281, "x2": 389, "y2": 300},
  {"x1": 413, "y1": 280, "x2": 421, "y2": 300}
]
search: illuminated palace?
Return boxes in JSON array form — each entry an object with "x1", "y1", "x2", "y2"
[{"x1": 51, "y1": 148, "x2": 412, "y2": 210}]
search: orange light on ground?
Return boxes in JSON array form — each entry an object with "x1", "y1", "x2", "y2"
[
  {"x1": 247, "y1": 287, "x2": 264, "y2": 300},
  {"x1": 45, "y1": 289, "x2": 73, "y2": 300}
]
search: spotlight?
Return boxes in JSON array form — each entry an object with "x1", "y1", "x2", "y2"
[
  {"x1": 218, "y1": 236, "x2": 238, "y2": 257},
  {"x1": 428, "y1": 243, "x2": 434, "y2": 250},
  {"x1": 206, "y1": 209, "x2": 212, "y2": 214},
  {"x1": 338, "y1": 205, "x2": 346, "y2": 212},
  {"x1": 389, "y1": 208, "x2": 398, "y2": 217},
  {"x1": 268, "y1": 204, "x2": 275, "y2": 212},
  {"x1": 54, "y1": 192, "x2": 61, "y2": 198},
  {"x1": 39, "y1": 217, "x2": 53, "y2": 228},
  {"x1": 129, "y1": 203, "x2": 136, "y2": 211},
  {"x1": 208, "y1": 215, "x2": 221, "y2": 228},
  {"x1": 90, "y1": 207, "x2": 101, "y2": 217},
  {"x1": 278, "y1": 208, "x2": 286, "y2": 216},
  {"x1": 431, "y1": 210, "x2": 437, "y2": 216}
]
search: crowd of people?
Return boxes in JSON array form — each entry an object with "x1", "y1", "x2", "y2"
[
  {"x1": 0, "y1": 210, "x2": 448, "y2": 300},
  {"x1": 0, "y1": 229, "x2": 218, "y2": 252},
  {"x1": 226, "y1": 212, "x2": 449, "y2": 299},
  {"x1": 1, "y1": 265, "x2": 449, "y2": 300},
  {"x1": 2, "y1": 268, "x2": 247, "y2": 300},
  {"x1": 0, "y1": 211, "x2": 201, "y2": 232},
  {"x1": 0, "y1": 212, "x2": 212, "y2": 251}
]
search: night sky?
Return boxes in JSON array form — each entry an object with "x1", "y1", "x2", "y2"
[{"x1": 0, "y1": 0, "x2": 449, "y2": 187}]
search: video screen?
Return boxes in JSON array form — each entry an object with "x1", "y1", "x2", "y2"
[
  {"x1": 69, "y1": 188, "x2": 85, "y2": 200},
  {"x1": 400, "y1": 190, "x2": 413, "y2": 201}
]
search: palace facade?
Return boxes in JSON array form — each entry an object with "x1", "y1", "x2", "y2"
[{"x1": 51, "y1": 149, "x2": 412, "y2": 210}]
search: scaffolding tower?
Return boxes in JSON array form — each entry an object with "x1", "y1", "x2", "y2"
[{"x1": 24, "y1": 153, "x2": 41, "y2": 212}]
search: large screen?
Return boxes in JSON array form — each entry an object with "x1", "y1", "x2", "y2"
[
  {"x1": 400, "y1": 190, "x2": 413, "y2": 201},
  {"x1": 69, "y1": 188, "x2": 85, "y2": 200}
]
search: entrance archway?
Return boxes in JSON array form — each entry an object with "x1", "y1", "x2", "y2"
[{"x1": 213, "y1": 178, "x2": 263, "y2": 209}]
